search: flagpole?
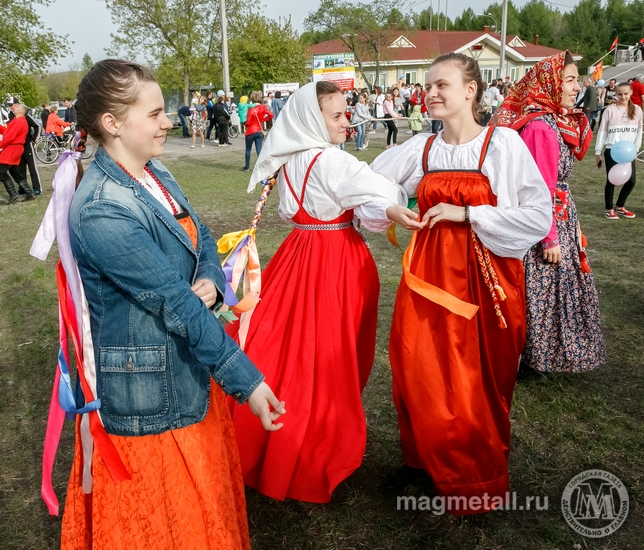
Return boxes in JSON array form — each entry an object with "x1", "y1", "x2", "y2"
[{"x1": 588, "y1": 47, "x2": 618, "y2": 70}]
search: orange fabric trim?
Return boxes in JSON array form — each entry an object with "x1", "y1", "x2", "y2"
[
  {"x1": 402, "y1": 231, "x2": 479, "y2": 319},
  {"x1": 177, "y1": 215, "x2": 198, "y2": 250}
]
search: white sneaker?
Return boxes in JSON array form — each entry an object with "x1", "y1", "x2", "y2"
[
  {"x1": 406, "y1": 130, "x2": 412, "y2": 134},
  {"x1": 368, "y1": 130, "x2": 376, "y2": 134}
]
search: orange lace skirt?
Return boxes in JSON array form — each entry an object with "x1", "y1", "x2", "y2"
[{"x1": 61, "y1": 384, "x2": 251, "y2": 550}]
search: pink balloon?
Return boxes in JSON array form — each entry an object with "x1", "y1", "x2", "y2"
[{"x1": 608, "y1": 163, "x2": 632, "y2": 186}]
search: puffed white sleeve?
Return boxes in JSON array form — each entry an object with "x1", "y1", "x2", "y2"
[
  {"x1": 473, "y1": 128, "x2": 552, "y2": 259},
  {"x1": 369, "y1": 134, "x2": 428, "y2": 198},
  {"x1": 315, "y1": 148, "x2": 407, "y2": 232}
]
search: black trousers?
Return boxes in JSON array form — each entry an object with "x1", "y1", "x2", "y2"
[
  {"x1": 22, "y1": 141, "x2": 41, "y2": 192},
  {"x1": 604, "y1": 149, "x2": 636, "y2": 209},
  {"x1": 384, "y1": 115, "x2": 398, "y2": 145},
  {"x1": 217, "y1": 122, "x2": 229, "y2": 145},
  {"x1": 0, "y1": 161, "x2": 29, "y2": 197}
]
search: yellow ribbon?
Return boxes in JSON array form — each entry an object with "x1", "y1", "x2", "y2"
[
  {"x1": 217, "y1": 228, "x2": 255, "y2": 256},
  {"x1": 387, "y1": 222, "x2": 401, "y2": 250}
]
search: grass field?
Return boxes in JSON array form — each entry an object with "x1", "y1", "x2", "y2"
[{"x1": 0, "y1": 132, "x2": 642, "y2": 549}]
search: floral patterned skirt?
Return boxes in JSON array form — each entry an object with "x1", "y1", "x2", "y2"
[
  {"x1": 520, "y1": 190, "x2": 606, "y2": 373},
  {"x1": 191, "y1": 115, "x2": 208, "y2": 133}
]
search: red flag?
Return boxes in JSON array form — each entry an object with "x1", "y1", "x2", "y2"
[
  {"x1": 611, "y1": 36, "x2": 619, "y2": 51},
  {"x1": 593, "y1": 61, "x2": 603, "y2": 81}
]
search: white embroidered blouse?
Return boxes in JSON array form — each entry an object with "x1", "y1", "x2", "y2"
[
  {"x1": 369, "y1": 127, "x2": 552, "y2": 259},
  {"x1": 277, "y1": 146, "x2": 406, "y2": 232}
]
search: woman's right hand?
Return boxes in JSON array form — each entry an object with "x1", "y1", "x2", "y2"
[
  {"x1": 543, "y1": 244, "x2": 562, "y2": 264},
  {"x1": 386, "y1": 205, "x2": 427, "y2": 230},
  {"x1": 595, "y1": 155, "x2": 603, "y2": 168},
  {"x1": 247, "y1": 381, "x2": 286, "y2": 431}
]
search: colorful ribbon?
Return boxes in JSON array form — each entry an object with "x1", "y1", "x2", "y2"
[
  {"x1": 216, "y1": 174, "x2": 277, "y2": 349},
  {"x1": 32, "y1": 151, "x2": 130, "y2": 516}
]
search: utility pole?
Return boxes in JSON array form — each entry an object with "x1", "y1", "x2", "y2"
[
  {"x1": 499, "y1": 0, "x2": 508, "y2": 79},
  {"x1": 429, "y1": 0, "x2": 433, "y2": 30},
  {"x1": 444, "y1": 0, "x2": 448, "y2": 30},
  {"x1": 220, "y1": 0, "x2": 231, "y2": 95},
  {"x1": 437, "y1": 0, "x2": 441, "y2": 31}
]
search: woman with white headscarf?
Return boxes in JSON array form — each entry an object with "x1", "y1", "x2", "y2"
[{"x1": 226, "y1": 81, "x2": 423, "y2": 503}]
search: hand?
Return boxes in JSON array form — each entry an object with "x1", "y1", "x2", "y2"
[
  {"x1": 422, "y1": 203, "x2": 466, "y2": 228},
  {"x1": 386, "y1": 205, "x2": 427, "y2": 230},
  {"x1": 595, "y1": 155, "x2": 603, "y2": 168},
  {"x1": 542, "y1": 244, "x2": 562, "y2": 264},
  {"x1": 191, "y1": 278, "x2": 219, "y2": 308},
  {"x1": 247, "y1": 381, "x2": 286, "y2": 431}
]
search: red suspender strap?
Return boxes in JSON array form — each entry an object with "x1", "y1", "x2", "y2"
[
  {"x1": 282, "y1": 166, "x2": 300, "y2": 207},
  {"x1": 478, "y1": 125, "x2": 496, "y2": 171},
  {"x1": 422, "y1": 134, "x2": 438, "y2": 174},
  {"x1": 299, "y1": 151, "x2": 323, "y2": 204},
  {"x1": 282, "y1": 151, "x2": 323, "y2": 207}
]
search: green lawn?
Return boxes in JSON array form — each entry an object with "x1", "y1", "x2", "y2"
[{"x1": 0, "y1": 137, "x2": 642, "y2": 549}]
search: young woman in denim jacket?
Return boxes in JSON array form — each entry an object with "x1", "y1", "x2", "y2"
[{"x1": 61, "y1": 59, "x2": 284, "y2": 550}]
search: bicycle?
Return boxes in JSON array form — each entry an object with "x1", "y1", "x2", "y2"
[{"x1": 35, "y1": 126, "x2": 95, "y2": 164}]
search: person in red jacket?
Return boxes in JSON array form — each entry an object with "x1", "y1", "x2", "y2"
[
  {"x1": 45, "y1": 105, "x2": 72, "y2": 142},
  {"x1": 0, "y1": 103, "x2": 35, "y2": 204},
  {"x1": 241, "y1": 90, "x2": 274, "y2": 171}
]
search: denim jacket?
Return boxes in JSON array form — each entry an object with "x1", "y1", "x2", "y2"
[{"x1": 69, "y1": 146, "x2": 264, "y2": 436}]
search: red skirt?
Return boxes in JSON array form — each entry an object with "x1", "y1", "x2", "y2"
[{"x1": 227, "y1": 210, "x2": 378, "y2": 503}]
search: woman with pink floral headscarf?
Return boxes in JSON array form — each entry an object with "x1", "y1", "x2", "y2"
[{"x1": 493, "y1": 51, "x2": 605, "y2": 377}]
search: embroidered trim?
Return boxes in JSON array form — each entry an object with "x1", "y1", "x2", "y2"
[{"x1": 292, "y1": 221, "x2": 352, "y2": 231}]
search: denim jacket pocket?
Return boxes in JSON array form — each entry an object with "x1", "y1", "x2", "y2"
[{"x1": 99, "y1": 346, "x2": 169, "y2": 418}]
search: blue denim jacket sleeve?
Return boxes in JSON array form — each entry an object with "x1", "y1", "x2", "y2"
[{"x1": 72, "y1": 199, "x2": 264, "y2": 403}]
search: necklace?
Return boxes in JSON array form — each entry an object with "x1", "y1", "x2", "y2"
[{"x1": 118, "y1": 163, "x2": 179, "y2": 215}]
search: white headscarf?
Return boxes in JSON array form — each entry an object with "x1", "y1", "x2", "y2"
[{"x1": 248, "y1": 82, "x2": 332, "y2": 192}]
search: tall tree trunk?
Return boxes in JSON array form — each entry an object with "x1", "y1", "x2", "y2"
[{"x1": 183, "y1": 71, "x2": 190, "y2": 105}]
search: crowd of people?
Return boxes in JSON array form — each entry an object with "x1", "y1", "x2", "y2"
[{"x1": 13, "y1": 44, "x2": 643, "y2": 548}]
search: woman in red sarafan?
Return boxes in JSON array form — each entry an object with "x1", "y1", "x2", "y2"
[
  {"x1": 371, "y1": 53, "x2": 552, "y2": 514},
  {"x1": 227, "y1": 81, "x2": 421, "y2": 503}
]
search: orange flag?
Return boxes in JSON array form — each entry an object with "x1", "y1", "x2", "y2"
[
  {"x1": 610, "y1": 36, "x2": 619, "y2": 51},
  {"x1": 593, "y1": 61, "x2": 603, "y2": 81}
]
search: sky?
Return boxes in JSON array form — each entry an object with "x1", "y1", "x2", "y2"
[{"x1": 35, "y1": 0, "x2": 581, "y2": 71}]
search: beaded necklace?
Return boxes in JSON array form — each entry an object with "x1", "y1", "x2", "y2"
[
  {"x1": 117, "y1": 162, "x2": 198, "y2": 249},
  {"x1": 117, "y1": 163, "x2": 179, "y2": 216}
]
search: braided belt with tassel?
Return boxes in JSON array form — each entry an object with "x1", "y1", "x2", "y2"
[{"x1": 470, "y1": 228, "x2": 507, "y2": 329}]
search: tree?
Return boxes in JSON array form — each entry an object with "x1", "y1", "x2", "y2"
[
  {"x1": 0, "y1": 0, "x2": 70, "y2": 70},
  {"x1": 0, "y1": 0, "x2": 70, "y2": 106},
  {"x1": 560, "y1": 0, "x2": 612, "y2": 72},
  {"x1": 452, "y1": 8, "x2": 483, "y2": 31},
  {"x1": 517, "y1": 1, "x2": 563, "y2": 47},
  {"x1": 80, "y1": 53, "x2": 94, "y2": 75},
  {"x1": 228, "y1": 14, "x2": 309, "y2": 92},
  {"x1": 606, "y1": 0, "x2": 644, "y2": 48},
  {"x1": 105, "y1": 0, "x2": 251, "y2": 103},
  {"x1": 304, "y1": 1, "x2": 395, "y2": 90},
  {"x1": 480, "y1": 2, "x2": 522, "y2": 36}
]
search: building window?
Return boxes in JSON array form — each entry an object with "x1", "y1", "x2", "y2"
[
  {"x1": 404, "y1": 71, "x2": 418, "y2": 85},
  {"x1": 482, "y1": 68, "x2": 494, "y2": 83},
  {"x1": 378, "y1": 72, "x2": 388, "y2": 89},
  {"x1": 510, "y1": 67, "x2": 520, "y2": 82}
]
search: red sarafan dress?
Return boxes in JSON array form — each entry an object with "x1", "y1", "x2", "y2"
[
  {"x1": 389, "y1": 129, "x2": 526, "y2": 514},
  {"x1": 226, "y1": 152, "x2": 379, "y2": 503}
]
